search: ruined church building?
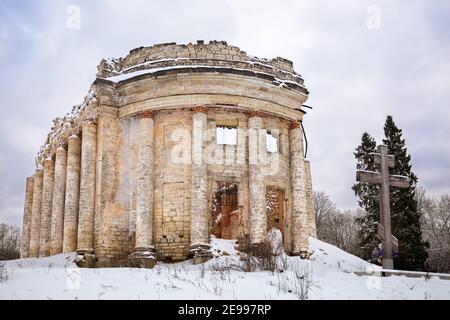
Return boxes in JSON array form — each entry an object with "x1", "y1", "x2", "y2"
[{"x1": 20, "y1": 41, "x2": 316, "y2": 267}]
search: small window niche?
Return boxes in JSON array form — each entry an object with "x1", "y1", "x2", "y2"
[
  {"x1": 216, "y1": 126, "x2": 237, "y2": 145},
  {"x1": 266, "y1": 130, "x2": 279, "y2": 153}
]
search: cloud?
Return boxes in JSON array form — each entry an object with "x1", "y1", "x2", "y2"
[{"x1": 0, "y1": 0, "x2": 449, "y2": 225}]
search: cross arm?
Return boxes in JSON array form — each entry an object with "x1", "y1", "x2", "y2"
[
  {"x1": 371, "y1": 153, "x2": 395, "y2": 168},
  {"x1": 356, "y1": 170, "x2": 381, "y2": 184},
  {"x1": 389, "y1": 175, "x2": 410, "y2": 188}
]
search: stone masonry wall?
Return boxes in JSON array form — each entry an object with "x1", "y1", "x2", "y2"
[{"x1": 153, "y1": 110, "x2": 192, "y2": 261}]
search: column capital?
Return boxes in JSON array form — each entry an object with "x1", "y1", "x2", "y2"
[
  {"x1": 44, "y1": 156, "x2": 55, "y2": 164},
  {"x1": 138, "y1": 110, "x2": 153, "y2": 119},
  {"x1": 68, "y1": 133, "x2": 81, "y2": 141},
  {"x1": 35, "y1": 166, "x2": 44, "y2": 174},
  {"x1": 98, "y1": 105, "x2": 119, "y2": 118},
  {"x1": 83, "y1": 119, "x2": 97, "y2": 126},
  {"x1": 56, "y1": 145, "x2": 67, "y2": 152},
  {"x1": 249, "y1": 111, "x2": 262, "y2": 118},
  {"x1": 193, "y1": 106, "x2": 207, "y2": 113},
  {"x1": 290, "y1": 121, "x2": 301, "y2": 130}
]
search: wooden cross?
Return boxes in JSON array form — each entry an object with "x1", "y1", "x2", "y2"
[{"x1": 356, "y1": 145, "x2": 410, "y2": 269}]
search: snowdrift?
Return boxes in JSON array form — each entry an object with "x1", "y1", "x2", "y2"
[{"x1": 1, "y1": 236, "x2": 448, "y2": 300}]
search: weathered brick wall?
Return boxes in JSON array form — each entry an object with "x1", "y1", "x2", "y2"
[
  {"x1": 207, "y1": 110, "x2": 250, "y2": 240},
  {"x1": 153, "y1": 110, "x2": 193, "y2": 261},
  {"x1": 206, "y1": 110, "x2": 292, "y2": 251},
  {"x1": 261, "y1": 116, "x2": 293, "y2": 252},
  {"x1": 115, "y1": 108, "x2": 294, "y2": 260}
]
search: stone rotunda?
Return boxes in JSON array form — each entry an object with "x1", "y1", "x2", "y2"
[{"x1": 20, "y1": 41, "x2": 316, "y2": 268}]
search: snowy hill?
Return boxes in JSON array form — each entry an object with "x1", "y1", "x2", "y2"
[{"x1": 1, "y1": 236, "x2": 448, "y2": 300}]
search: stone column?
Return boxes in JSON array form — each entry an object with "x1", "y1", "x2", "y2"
[
  {"x1": 129, "y1": 111, "x2": 156, "y2": 268},
  {"x1": 39, "y1": 157, "x2": 55, "y2": 257},
  {"x1": 304, "y1": 160, "x2": 317, "y2": 238},
  {"x1": 190, "y1": 106, "x2": 212, "y2": 264},
  {"x1": 76, "y1": 122, "x2": 97, "y2": 265},
  {"x1": 94, "y1": 106, "x2": 124, "y2": 267},
  {"x1": 29, "y1": 168, "x2": 44, "y2": 257},
  {"x1": 63, "y1": 135, "x2": 81, "y2": 253},
  {"x1": 290, "y1": 122, "x2": 309, "y2": 257},
  {"x1": 248, "y1": 112, "x2": 267, "y2": 246},
  {"x1": 50, "y1": 147, "x2": 67, "y2": 255},
  {"x1": 20, "y1": 176, "x2": 35, "y2": 258}
]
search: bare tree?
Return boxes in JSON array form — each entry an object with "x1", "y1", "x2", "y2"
[
  {"x1": 418, "y1": 188, "x2": 450, "y2": 273},
  {"x1": 0, "y1": 223, "x2": 21, "y2": 260},
  {"x1": 314, "y1": 191, "x2": 362, "y2": 256},
  {"x1": 318, "y1": 209, "x2": 363, "y2": 256},
  {"x1": 313, "y1": 191, "x2": 336, "y2": 231}
]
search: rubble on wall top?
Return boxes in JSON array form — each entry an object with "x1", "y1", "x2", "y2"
[
  {"x1": 96, "y1": 41, "x2": 303, "y2": 87},
  {"x1": 35, "y1": 87, "x2": 98, "y2": 166}
]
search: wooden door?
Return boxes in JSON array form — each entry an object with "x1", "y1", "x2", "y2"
[
  {"x1": 211, "y1": 182, "x2": 238, "y2": 239},
  {"x1": 266, "y1": 187, "x2": 285, "y2": 238}
]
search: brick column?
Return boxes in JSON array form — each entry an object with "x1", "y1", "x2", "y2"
[
  {"x1": 304, "y1": 160, "x2": 317, "y2": 238},
  {"x1": 248, "y1": 112, "x2": 267, "y2": 246},
  {"x1": 29, "y1": 168, "x2": 44, "y2": 257},
  {"x1": 63, "y1": 135, "x2": 81, "y2": 252},
  {"x1": 39, "y1": 157, "x2": 55, "y2": 257},
  {"x1": 129, "y1": 111, "x2": 156, "y2": 268},
  {"x1": 50, "y1": 147, "x2": 67, "y2": 255},
  {"x1": 76, "y1": 122, "x2": 97, "y2": 265},
  {"x1": 289, "y1": 122, "x2": 309, "y2": 257},
  {"x1": 20, "y1": 176, "x2": 34, "y2": 258},
  {"x1": 190, "y1": 106, "x2": 212, "y2": 264}
]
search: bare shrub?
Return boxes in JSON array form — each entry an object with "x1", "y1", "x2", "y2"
[
  {"x1": 238, "y1": 229, "x2": 285, "y2": 272},
  {"x1": 210, "y1": 274, "x2": 224, "y2": 296},
  {"x1": 271, "y1": 261, "x2": 313, "y2": 299},
  {"x1": 0, "y1": 262, "x2": 8, "y2": 282},
  {"x1": 294, "y1": 261, "x2": 313, "y2": 300}
]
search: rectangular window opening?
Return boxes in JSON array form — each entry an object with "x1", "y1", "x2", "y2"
[
  {"x1": 266, "y1": 130, "x2": 279, "y2": 153},
  {"x1": 216, "y1": 126, "x2": 237, "y2": 145}
]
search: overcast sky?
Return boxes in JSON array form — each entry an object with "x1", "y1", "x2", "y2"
[{"x1": 1, "y1": 0, "x2": 449, "y2": 226}]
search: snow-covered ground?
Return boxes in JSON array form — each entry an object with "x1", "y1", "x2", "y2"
[{"x1": 0, "y1": 235, "x2": 448, "y2": 300}]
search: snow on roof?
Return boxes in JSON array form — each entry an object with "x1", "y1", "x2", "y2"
[{"x1": 101, "y1": 64, "x2": 305, "y2": 91}]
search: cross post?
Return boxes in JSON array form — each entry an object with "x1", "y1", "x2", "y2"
[{"x1": 356, "y1": 145, "x2": 409, "y2": 269}]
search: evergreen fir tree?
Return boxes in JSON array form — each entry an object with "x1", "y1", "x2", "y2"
[
  {"x1": 383, "y1": 115, "x2": 429, "y2": 270},
  {"x1": 352, "y1": 132, "x2": 379, "y2": 261}
]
